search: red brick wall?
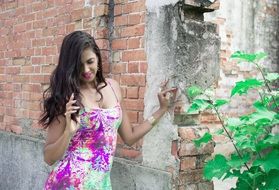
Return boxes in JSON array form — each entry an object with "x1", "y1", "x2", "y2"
[
  {"x1": 111, "y1": 0, "x2": 146, "y2": 161},
  {"x1": 0, "y1": 0, "x2": 146, "y2": 161}
]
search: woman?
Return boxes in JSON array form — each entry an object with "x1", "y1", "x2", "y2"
[{"x1": 40, "y1": 31, "x2": 176, "y2": 190}]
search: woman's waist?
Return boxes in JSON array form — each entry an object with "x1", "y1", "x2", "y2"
[{"x1": 65, "y1": 146, "x2": 117, "y2": 160}]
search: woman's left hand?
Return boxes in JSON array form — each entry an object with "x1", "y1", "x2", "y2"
[{"x1": 157, "y1": 87, "x2": 177, "y2": 111}]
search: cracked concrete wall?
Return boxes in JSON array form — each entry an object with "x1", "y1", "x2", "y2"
[
  {"x1": 143, "y1": 0, "x2": 220, "y2": 175},
  {"x1": 0, "y1": 132, "x2": 173, "y2": 190},
  {"x1": 0, "y1": 132, "x2": 50, "y2": 190},
  {"x1": 205, "y1": 0, "x2": 278, "y2": 70}
]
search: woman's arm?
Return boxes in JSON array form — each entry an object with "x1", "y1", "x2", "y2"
[
  {"x1": 43, "y1": 116, "x2": 71, "y2": 166},
  {"x1": 43, "y1": 94, "x2": 80, "y2": 166},
  {"x1": 109, "y1": 79, "x2": 174, "y2": 146},
  {"x1": 118, "y1": 104, "x2": 167, "y2": 146}
]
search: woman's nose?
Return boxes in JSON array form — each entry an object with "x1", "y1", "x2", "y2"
[{"x1": 83, "y1": 64, "x2": 90, "y2": 72}]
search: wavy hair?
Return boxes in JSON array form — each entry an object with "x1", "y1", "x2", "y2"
[{"x1": 39, "y1": 31, "x2": 107, "y2": 128}]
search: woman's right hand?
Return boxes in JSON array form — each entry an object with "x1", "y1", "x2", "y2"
[{"x1": 64, "y1": 93, "x2": 80, "y2": 136}]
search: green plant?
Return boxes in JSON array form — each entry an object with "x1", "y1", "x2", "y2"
[{"x1": 186, "y1": 51, "x2": 279, "y2": 190}]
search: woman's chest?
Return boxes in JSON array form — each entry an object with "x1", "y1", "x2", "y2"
[{"x1": 78, "y1": 107, "x2": 122, "y2": 131}]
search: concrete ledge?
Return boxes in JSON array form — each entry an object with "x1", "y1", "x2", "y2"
[
  {"x1": 0, "y1": 131, "x2": 50, "y2": 190},
  {"x1": 0, "y1": 131, "x2": 172, "y2": 190},
  {"x1": 111, "y1": 157, "x2": 172, "y2": 190}
]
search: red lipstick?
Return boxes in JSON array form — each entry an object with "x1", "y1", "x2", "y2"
[{"x1": 82, "y1": 72, "x2": 92, "y2": 79}]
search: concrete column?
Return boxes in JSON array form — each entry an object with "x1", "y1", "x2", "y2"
[{"x1": 144, "y1": 0, "x2": 220, "y2": 189}]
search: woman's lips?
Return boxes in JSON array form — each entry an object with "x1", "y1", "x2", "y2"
[{"x1": 82, "y1": 72, "x2": 92, "y2": 79}]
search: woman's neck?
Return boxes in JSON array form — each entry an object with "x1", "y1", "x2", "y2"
[{"x1": 80, "y1": 80, "x2": 97, "y2": 90}]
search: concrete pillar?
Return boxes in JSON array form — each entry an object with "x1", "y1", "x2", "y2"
[{"x1": 144, "y1": 0, "x2": 220, "y2": 189}]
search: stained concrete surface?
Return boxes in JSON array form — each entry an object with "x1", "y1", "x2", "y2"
[{"x1": 0, "y1": 131, "x2": 172, "y2": 190}]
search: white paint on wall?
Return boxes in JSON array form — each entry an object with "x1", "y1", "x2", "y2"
[{"x1": 145, "y1": 0, "x2": 179, "y2": 15}]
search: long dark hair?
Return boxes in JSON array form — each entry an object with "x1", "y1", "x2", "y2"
[{"x1": 39, "y1": 31, "x2": 107, "y2": 128}]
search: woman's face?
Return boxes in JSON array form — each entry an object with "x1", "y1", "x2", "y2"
[{"x1": 80, "y1": 47, "x2": 98, "y2": 83}]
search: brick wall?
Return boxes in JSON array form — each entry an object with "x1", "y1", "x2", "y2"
[
  {"x1": 1, "y1": 1, "x2": 276, "y2": 186},
  {"x1": 111, "y1": 0, "x2": 146, "y2": 161},
  {"x1": 0, "y1": 0, "x2": 147, "y2": 161}
]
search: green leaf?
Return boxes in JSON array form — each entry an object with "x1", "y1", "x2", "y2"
[
  {"x1": 227, "y1": 153, "x2": 250, "y2": 169},
  {"x1": 265, "y1": 72, "x2": 279, "y2": 82},
  {"x1": 236, "y1": 137, "x2": 256, "y2": 151},
  {"x1": 254, "y1": 52, "x2": 268, "y2": 62},
  {"x1": 187, "y1": 99, "x2": 212, "y2": 113},
  {"x1": 230, "y1": 51, "x2": 267, "y2": 62},
  {"x1": 186, "y1": 86, "x2": 203, "y2": 100},
  {"x1": 214, "y1": 129, "x2": 224, "y2": 135},
  {"x1": 263, "y1": 134, "x2": 279, "y2": 145},
  {"x1": 225, "y1": 117, "x2": 244, "y2": 131},
  {"x1": 231, "y1": 78, "x2": 263, "y2": 97},
  {"x1": 193, "y1": 132, "x2": 212, "y2": 147},
  {"x1": 203, "y1": 154, "x2": 230, "y2": 180},
  {"x1": 253, "y1": 150, "x2": 279, "y2": 172},
  {"x1": 241, "y1": 108, "x2": 277, "y2": 126},
  {"x1": 223, "y1": 169, "x2": 241, "y2": 180},
  {"x1": 226, "y1": 118, "x2": 243, "y2": 127},
  {"x1": 257, "y1": 134, "x2": 279, "y2": 152},
  {"x1": 214, "y1": 99, "x2": 229, "y2": 108},
  {"x1": 253, "y1": 101, "x2": 267, "y2": 111},
  {"x1": 265, "y1": 169, "x2": 279, "y2": 190},
  {"x1": 231, "y1": 171, "x2": 253, "y2": 190}
]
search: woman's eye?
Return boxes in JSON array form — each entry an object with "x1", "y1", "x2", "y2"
[{"x1": 87, "y1": 61, "x2": 94, "y2": 64}]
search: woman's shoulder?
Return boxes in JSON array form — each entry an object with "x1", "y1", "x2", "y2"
[
  {"x1": 105, "y1": 78, "x2": 122, "y2": 98},
  {"x1": 105, "y1": 78, "x2": 120, "y2": 88}
]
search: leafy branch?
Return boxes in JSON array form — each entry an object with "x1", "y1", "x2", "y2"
[{"x1": 184, "y1": 51, "x2": 279, "y2": 189}]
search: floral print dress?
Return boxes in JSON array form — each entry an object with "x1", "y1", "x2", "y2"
[{"x1": 44, "y1": 82, "x2": 122, "y2": 190}]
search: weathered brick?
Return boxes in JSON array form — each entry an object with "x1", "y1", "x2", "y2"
[
  {"x1": 128, "y1": 62, "x2": 139, "y2": 73},
  {"x1": 21, "y1": 66, "x2": 34, "y2": 74},
  {"x1": 111, "y1": 39, "x2": 127, "y2": 50},
  {"x1": 179, "y1": 170, "x2": 203, "y2": 184},
  {"x1": 178, "y1": 127, "x2": 197, "y2": 140},
  {"x1": 116, "y1": 147, "x2": 142, "y2": 160},
  {"x1": 139, "y1": 62, "x2": 147, "y2": 73},
  {"x1": 121, "y1": 24, "x2": 145, "y2": 37},
  {"x1": 111, "y1": 62, "x2": 127, "y2": 74},
  {"x1": 139, "y1": 86, "x2": 145, "y2": 98},
  {"x1": 13, "y1": 58, "x2": 26, "y2": 65},
  {"x1": 120, "y1": 74, "x2": 146, "y2": 86},
  {"x1": 71, "y1": 8, "x2": 92, "y2": 21},
  {"x1": 95, "y1": 39, "x2": 109, "y2": 50},
  {"x1": 126, "y1": 86, "x2": 139, "y2": 98},
  {"x1": 123, "y1": 98, "x2": 144, "y2": 111},
  {"x1": 174, "y1": 113, "x2": 201, "y2": 126},
  {"x1": 122, "y1": 49, "x2": 146, "y2": 62},
  {"x1": 115, "y1": 15, "x2": 128, "y2": 26},
  {"x1": 179, "y1": 141, "x2": 214, "y2": 156},
  {"x1": 127, "y1": 37, "x2": 140, "y2": 49},
  {"x1": 6, "y1": 67, "x2": 20, "y2": 74},
  {"x1": 94, "y1": 4, "x2": 109, "y2": 17},
  {"x1": 114, "y1": 4, "x2": 122, "y2": 16},
  {"x1": 180, "y1": 157, "x2": 196, "y2": 170},
  {"x1": 122, "y1": 1, "x2": 146, "y2": 14},
  {"x1": 128, "y1": 13, "x2": 141, "y2": 25}
]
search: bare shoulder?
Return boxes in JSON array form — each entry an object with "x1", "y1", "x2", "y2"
[
  {"x1": 105, "y1": 78, "x2": 122, "y2": 101},
  {"x1": 106, "y1": 78, "x2": 120, "y2": 88}
]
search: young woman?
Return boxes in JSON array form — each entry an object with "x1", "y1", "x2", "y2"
[{"x1": 40, "y1": 31, "x2": 176, "y2": 190}]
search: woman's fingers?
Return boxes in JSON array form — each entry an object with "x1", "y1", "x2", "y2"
[
  {"x1": 65, "y1": 93, "x2": 80, "y2": 116},
  {"x1": 160, "y1": 87, "x2": 177, "y2": 96},
  {"x1": 160, "y1": 78, "x2": 169, "y2": 91}
]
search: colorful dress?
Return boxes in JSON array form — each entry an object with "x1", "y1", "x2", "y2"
[{"x1": 44, "y1": 82, "x2": 122, "y2": 190}]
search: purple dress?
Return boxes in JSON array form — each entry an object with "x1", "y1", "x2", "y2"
[{"x1": 44, "y1": 83, "x2": 122, "y2": 190}]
